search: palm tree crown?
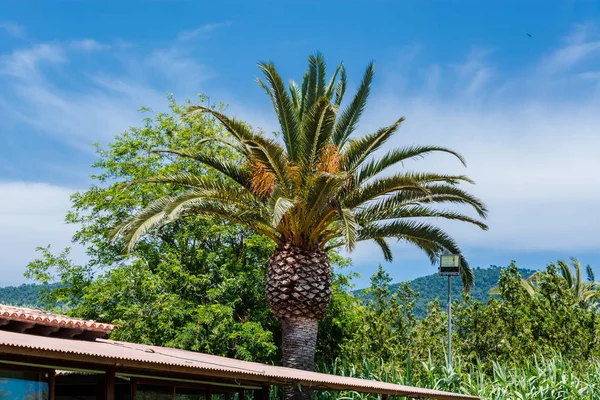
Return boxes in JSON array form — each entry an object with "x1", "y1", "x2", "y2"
[{"x1": 112, "y1": 53, "x2": 488, "y2": 290}]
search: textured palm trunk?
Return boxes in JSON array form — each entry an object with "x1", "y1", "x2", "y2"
[{"x1": 266, "y1": 243, "x2": 332, "y2": 400}]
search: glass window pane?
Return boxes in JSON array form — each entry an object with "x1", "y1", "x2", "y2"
[{"x1": 0, "y1": 369, "x2": 49, "y2": 400}]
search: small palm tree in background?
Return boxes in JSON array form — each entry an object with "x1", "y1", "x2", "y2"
[
  {"x1": 520, "y1": 258, "x2": 598, "y2": 308},
  {"x1": 112, "y1": 54, "x2": 487, "y2": 400}
]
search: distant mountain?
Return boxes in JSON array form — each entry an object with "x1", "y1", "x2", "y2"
[
  {"x1": 354, "y1": 266, "x2": 537, "y2": 318},
  {"x1": 0, "y1": 282, "x2": 61, "y2": 308}
]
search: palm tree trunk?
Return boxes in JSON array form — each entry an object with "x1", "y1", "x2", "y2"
[
  {"x1": 266, "y1": 243, "x2": 332, "y2": 400},
  {"x1": 282, "y1": 317, "x2": 318, "y2": 400}
]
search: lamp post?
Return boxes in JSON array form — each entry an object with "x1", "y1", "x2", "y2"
[{"x1": 439, "y1": 254, "x2": 461, "y2": 368}]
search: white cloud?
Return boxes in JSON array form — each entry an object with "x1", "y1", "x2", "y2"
[
  {"x1": 177, "y1": 21, "x2": 232, "y2": 41},
  {"x1": 542, "y1": 23, "x2": 600, "y2": 75},
  {"x1": 145, "y1": 48, "x2": 215, "y2": 90},
  {"x1": 347, "y1": 26, "x2": 600, "y2": 272},
  {"x1": 0, "y1": 21, "x2": 26, "y2": 39},
  {"x1": 70, "y1": 39, "x2": 111, "y2": 52},
  {"x1": 0, "y1": 40, "x2": 210, "y2": 149},
  {"x1": 0, "y1": 43, "x2": 66, "y2": 80},
  {"x1": 0, "y1": 182, "x2": 85, "y2": 286}
]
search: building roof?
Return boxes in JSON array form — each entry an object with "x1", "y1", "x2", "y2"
[
  {"x1": 0, "y1": 304, "x2": 116, "y2": 339},
  {"x1": 0, "y1": 330, "x2": 477, "y2": 400}
]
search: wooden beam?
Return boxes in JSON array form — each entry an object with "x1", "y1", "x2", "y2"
[
  {"x1": 49, "y1": 369, "x2": 56, "y2": 400},
  {"x1": 105, "y1": 367, "x2": 116, "y2": 400}
]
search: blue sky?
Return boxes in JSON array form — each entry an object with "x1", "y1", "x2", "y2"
[{"x1": 1, "y1": 1, "x2": 600, "y2": 288}]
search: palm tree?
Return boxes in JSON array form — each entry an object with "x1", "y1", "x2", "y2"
[
  {"x1": 112, "y1": 54, "x2": 487, "y2": 399},
  {"x1": 519, "y1": 258, "x2": 599, "y2": 308}
]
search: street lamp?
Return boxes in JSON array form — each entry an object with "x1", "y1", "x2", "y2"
[{"x1": 439, "y1": 254, "x2": 461, "y2": 368}]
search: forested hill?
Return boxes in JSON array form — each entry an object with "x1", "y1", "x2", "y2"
[
  {"x1": 355, "y1": 266, "x2": 537, "y2": 318},
  {"x1": 0, "y1": 282, "x2": 61, "y2": 308}
]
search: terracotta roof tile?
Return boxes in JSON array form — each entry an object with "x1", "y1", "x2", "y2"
[{"x1": 0, "y1": 304, "x2": 116, "y2": 333}]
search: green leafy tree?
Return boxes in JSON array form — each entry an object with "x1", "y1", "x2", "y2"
[
  {"x1": 26, "y1": 97, "x2": 281, "y2": 362},
  {"x1": 522, "y1": 258, "x2": 599, "y2": 309},
  {"x1": 342, "y1": 265, "x2": 418, "y2": 366},
  {"x1": 456, "y1": 262, "x2": 600, "y2": 368},
  {"x1": 110, "y1": 54, "x2": 487, "y2": 399}
]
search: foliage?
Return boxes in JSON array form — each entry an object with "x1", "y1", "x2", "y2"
[
  {"x1": 454, "y1": 262, "x2": 600, "y2": 369},
  {"x1": 111, "y1": 54, "x2": 487, "y2": 290},
  {"x1": 342, "y1": 265, "x2": 417, "y2": 366},
  {"x1": 25, "y1": 96, "x2": 282, "y2": 362},
  {"x1": 313, "y1": 355, "x2": 600, "y2": 400},
  {"x1": 518, "y1": 258, "x2": 599, "y2": 309}
]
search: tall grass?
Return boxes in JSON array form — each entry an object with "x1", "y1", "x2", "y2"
[{"x1": 311, "y1": 355, "x2": 600, "y2": 400}]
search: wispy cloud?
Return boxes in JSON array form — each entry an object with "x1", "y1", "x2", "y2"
[
  {"x1": 70, "y1": 39, "x2": 112, "y2": 52},
  {"x1": 0, "y1": 21, "x2": 26, "y2": 39},
  {"x1": 348, "y1": 25, "x2": 600, "y2": 275},
  {"x1": 0, "y1": 37, "x2": 213, "y2": 152},
  {"x1": 452, "y1": 48, "x2": 494, "y2": 98},
  {"x1": 0, "y1": 43, "x2": 66, "y2": 80},
  {"x1": 177, "y1": 21, "x2": 232, "y2": 41},
  {"x1": 542, "y1": 23, "x2": 600, "y2": 75}
]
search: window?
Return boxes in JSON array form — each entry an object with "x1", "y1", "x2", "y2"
[{"x1": 0, "y1": 369, "x2": 49, "y2": 400}]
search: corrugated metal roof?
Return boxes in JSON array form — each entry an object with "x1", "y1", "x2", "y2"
[
  {"x1": 0, "y1": 305, "x2": 116, "y2": 334},
  {"x1": 0, "y1": 330, "x2": 478, "y2": 400}
]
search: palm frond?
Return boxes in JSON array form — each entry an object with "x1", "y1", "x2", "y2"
[
  {"x1": 333, "y1": 61, "x2": 374, "y2": 147},
  {"x1": 405, "y1": 172, "x2": 475, "y2": 185},
  {"x1": 303, "y1": 55, "x2": 319, "y2": 118},
  {"x1": 300, "y1": 97, "x2": 337, "y2": 174},
  {"x1": 343, "y1": 118, "x2": 405, "y2": 172},
  {"x1": 315, "y1": 52, "x2": 327, "y2": 99},
  {"x1": 110, "y1": 197, "x2": 174, "y2": 254},
  {"x1": 356, "y1": 205, "x2": 488, "y2": 230},
  {"x1": 170, "y1": 199, "x2": 279, "y2": 241},
  {"x1": 586, "y1": 264, "x2": 595, "y2": 282},
  {"x1": 558, "y1": 260, "x2": 574, "y2": 288},
  {"x1": 459, "y1": 255, "x2": 475, "y2": 292},
  {"x1": 150, "y1": 149, "x2": 252, "y2": 189},
  {"x1": 133, "y1": 172, "x2": 238, "y2": 191},
  {"x1": 257, "y1": 62, "x2": 300, "y2": 160},
  {"x1": 184, "y1": 105, "x2": 256, "y2": 143},
  {"x1": 344, "y1": 174, "x2": 428, "y2": 208},
  {"x1": 339, "y1": 207, "x2": 358, "y2": 251},
  {"x1": 373, "y1": 237, "x2": 393, "y2": 262},
  {"x1": 245, "y1": 136, "x2": 292, "y2": 195},
  {"x1": 357, "y1": 145, "x2": 467, "y2": 184},
  {"x1": 333, "y1": 65, "x2": 346, "y2": 107},
  {"x1": 324, "y1": 62, "x2": 343, "y2": 100},
  {"x1": 289, "y1": 80, "x2": 301, "y2": 114},
  {"x1": 272, "y1": 197, "x2": 295, "y2": 228}
]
